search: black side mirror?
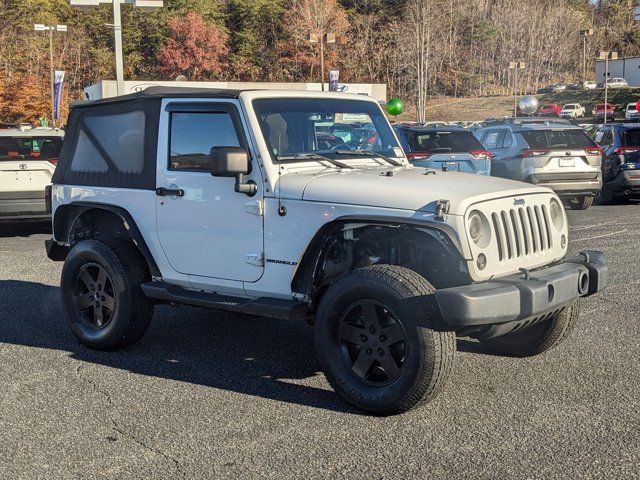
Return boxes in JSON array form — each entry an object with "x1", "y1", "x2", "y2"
[
  {"x1": 210, "y1": 146, "x2": 249, "y2": 177},
  {"x1": 210, "y1": 146, "x2": 257, "y2": 196}
]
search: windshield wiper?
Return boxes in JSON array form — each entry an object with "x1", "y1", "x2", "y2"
[
  {"x1": 276, "y1": 153, "x2": 353, "y2": 169},
  {"x1": 334, "y1": 149, "x2": 403, "y2": 167}
]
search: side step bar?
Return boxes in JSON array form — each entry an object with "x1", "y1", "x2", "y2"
[{"x1": 141, "y1": 282, "x2": 309, "y2": 321}]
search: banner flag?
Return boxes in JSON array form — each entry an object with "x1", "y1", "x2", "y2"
[
  {"x1": 53, "y1": 70, "x2": 65, "y2": 120},
  {"x1": 329, "y1": 70, "x2": 339, "y2": 92}
]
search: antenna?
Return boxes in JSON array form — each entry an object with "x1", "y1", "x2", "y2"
[{"x1": 277, "y1": 163, "x2": 286, "y2": 216}]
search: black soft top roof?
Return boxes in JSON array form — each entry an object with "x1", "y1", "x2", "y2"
[{"x1": 72, "y1": 86, "x2": 246, "y2": 108}]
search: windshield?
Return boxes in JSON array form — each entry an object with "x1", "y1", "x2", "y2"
[
  {"x1": 406, "y1": 130, "x2": 483, "y2": 153},
  {"x1": 253, "y1": 98, "x2": 402, "y2": 160},
  {"x1": 564, "y1": 105, "x2": 576, "y2": 110},
  {"x1": 521, "y1": 129, "x2": 596, "y2": 149},
  {"x1": 0, "y1": 136, "x2": 62, "y2": 161}
]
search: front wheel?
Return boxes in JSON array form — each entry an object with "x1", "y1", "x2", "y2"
[
  {"x1": 315, "y1": 265, "x2": 456, "y2": 415},
  {"x1": 480, "y1": 300, "x2": 580, "y2": 357}
]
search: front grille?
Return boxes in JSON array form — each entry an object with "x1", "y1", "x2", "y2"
[{"x1": 490, "y1": 205, "x2": 553, "y2": 261}]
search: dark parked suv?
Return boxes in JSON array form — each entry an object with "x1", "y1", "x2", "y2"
[
  {"x1": 592, "y1": 123, "x2": 640, "y2": 202},
  {"x1": 393, "y1": 125, "x2": 492, "y2": 175}
]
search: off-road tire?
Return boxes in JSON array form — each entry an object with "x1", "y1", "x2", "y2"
[
  {"x1": 61, "y1": 239, "x2": 154, "y2": 350},
  {"x1": 567, "y1": 195, "x2": 594, "y2": 210},
  {"x1": 480, "y1": 299, "x2": 580, "y2": 357},
  {"x1": 315, "y1": 264, "x2": 456, "y2": 415}
]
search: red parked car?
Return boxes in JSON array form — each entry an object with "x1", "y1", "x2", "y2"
[
  {"x1": 594, "y1": 103, "x2": 615, "y2": 122},
  {"x1": 538, "y1": 104, "x2": 562, "y2": 117}
]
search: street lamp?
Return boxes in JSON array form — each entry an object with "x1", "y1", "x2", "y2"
[
  {"x1": 509, "y1": 61, "x2": 526, "y2": 117},
  {"x1": 34, "y1": 24, "x2": 67, "y2": 127},
  {"x1": 69, "y1": 1, "x2": 164, "y2": 96},
  {"x1": 308, "y1": 32, "x2": 335, "y2": 91},
  {"x1": 580, "y1": 29, "x2": 594, "y2": 82},
  {"x1": 597, "y1": 51, "x2": 618, "y2": 124}
]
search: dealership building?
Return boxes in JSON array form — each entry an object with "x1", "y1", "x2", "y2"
[{"x1": 595, "y1": 56, "x2": 640, "y2": 86}]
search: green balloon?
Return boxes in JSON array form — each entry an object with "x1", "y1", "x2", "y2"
[{"x1": 386, "y1": 98, "x2": 404, "y2": 116}]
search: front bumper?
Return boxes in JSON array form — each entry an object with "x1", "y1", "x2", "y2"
[{"x1": 434, "y1": 250, "x2": 607, "y2": 328}]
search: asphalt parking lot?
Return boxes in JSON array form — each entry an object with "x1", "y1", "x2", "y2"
[{"x1": 0, "y1": 207, "x2": 639, "y2": 480}]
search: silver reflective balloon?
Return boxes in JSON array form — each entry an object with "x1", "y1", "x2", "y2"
[{"x1": 518, "y1": 95, "x2": 539, "y2": 115}]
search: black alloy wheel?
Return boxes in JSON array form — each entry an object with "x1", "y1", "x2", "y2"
[
  {"x1": 338, "y1": 300, "x2": 407, "y2": 385},
  {"x1": 74, "y1": 263, "x2": 116, "y2": 329}
]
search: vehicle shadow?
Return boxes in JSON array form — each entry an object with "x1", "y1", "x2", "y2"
[
  {"x1": 0, "y1": 221, "x2": 51, "y2": 238},
  {"x1": 0, "y1": 279, "x2": 357, "y2": 414},
  {"x1": 455, "y1": 338, "x2": 499, "y2": 357}
]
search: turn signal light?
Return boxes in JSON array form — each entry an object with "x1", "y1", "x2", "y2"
[
  {"x1": 520, "y1": 149, "x2": 549, "y2": 157},
  {"x1": 584, "y1": 147, "x2": 604, "y2": 155},
  {"x1": 615, "y1": 146, "x2": 640, "y2": 155},
  {"x1": 469, "y1": 150, "x2": 492, "y2": 160},
  {"x1": 407, "y1": 152, "x2": 432, "y2": 160}
]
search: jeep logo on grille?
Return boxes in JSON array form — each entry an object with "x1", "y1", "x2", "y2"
[{"x1": 513, "y1": 198, "x2": 525, "y2": 206}]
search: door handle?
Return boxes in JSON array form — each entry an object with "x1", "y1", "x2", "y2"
[{"x1": 156, "y1": 187, "x2": 184, "y2": 197}]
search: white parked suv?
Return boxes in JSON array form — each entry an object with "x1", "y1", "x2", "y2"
[
  {"x1": 560, "y1": 103, "x2": 586, "y2": 119},
  {"x1": 0, "y1": 126, "x2": 63, "y2": 221},
  {"x1": 625, "y1": 102, "x2": 639, "y2": 121},
  {"x1": 45, "y1": 87, "x2": 608, "y2": 415}
]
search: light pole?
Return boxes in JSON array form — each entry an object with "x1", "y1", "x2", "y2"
[
  {"x1": 598, "y1": 51, "x2": 618, "y2": 124},
  {"x1": 509, "y1": 61, "x2": 526, "y2": 117},
  {"x1": 308, "y1": 32, "x2": 335, "y2": 91},
  {"x1": 69, "y1": 1, "x2": 164, "y2": 96},
  {"x1": 580, "y1": 29, "x2": 594, "y2": 82},
  {"x1": 34, "y1": 24, "x2": 67, "y2": 127}
]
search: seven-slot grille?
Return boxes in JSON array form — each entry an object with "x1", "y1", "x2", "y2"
[{"x1": 490, "y1": 205, "x2": 553, "y2": 261}]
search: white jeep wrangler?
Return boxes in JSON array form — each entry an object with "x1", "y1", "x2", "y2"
[{"x1": 46, "y1": 87, "x2": 607, "y2": 415}]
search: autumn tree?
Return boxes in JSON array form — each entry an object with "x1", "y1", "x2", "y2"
[
  {"x1": 277, "y1": 0, "x2": 350, "y2": 82},
  {"x1": 1, "y1": 76, "x2": 50, "y2": 123},
  {"x1": 157, "y1": 12, "x2": 229, "y2": 80}
]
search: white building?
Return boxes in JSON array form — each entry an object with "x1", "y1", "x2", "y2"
[
  {"x1": 84, "y1": 80, "x2": 387, "y2": 102},
  {"x1": 595, "y1": 56, "x2": 640, "y2": 86}
]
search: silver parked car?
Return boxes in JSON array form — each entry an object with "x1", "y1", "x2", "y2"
[{"x1": 474, "y1": 119, "x2": 602, "y2": 210}]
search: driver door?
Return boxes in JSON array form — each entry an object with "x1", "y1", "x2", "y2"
[{"x1": 155, "y1": 100, "x2": 264, "y2": 282}]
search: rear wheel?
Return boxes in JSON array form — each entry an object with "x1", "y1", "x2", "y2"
[
  {"x1": 61, "y1": 240, "x2": 154, "y2": 350},
  {"x1": 480, "y1": 300, "x2": 580, "y2": 357},
  {"x1": 566, "y1": 195, "x2": 594, "y2": 210},
  {"x1": 315, "y1": 265, "x2": 456, "y2": 415}
]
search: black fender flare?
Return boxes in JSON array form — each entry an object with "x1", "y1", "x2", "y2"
[
  {"x1": 51, "y1": 201, "x2": 161, "y2": 277},
  {"x1": 291, "y1": 215, "x2": 465, "y2": 300}
]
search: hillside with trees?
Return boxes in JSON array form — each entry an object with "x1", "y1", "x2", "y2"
[{"x1": 0, "y1": 0, "x2": 638, "y2": 123}]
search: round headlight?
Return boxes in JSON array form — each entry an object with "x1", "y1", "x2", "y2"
[
  {"x1": 549, "y1": 198, "x2": 564, "y2": 230},
  {"x1": 469, "y1": 211, "x2": 483, "y2": 244}
]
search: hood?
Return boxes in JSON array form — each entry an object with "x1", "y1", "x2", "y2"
[{"x1": 276, "y1": 166, "x2": 550, "y2": 215}]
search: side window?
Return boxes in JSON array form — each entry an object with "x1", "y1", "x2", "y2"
[
  {"x1": 169, "y1": 112, "x2": 241, "y2": 171},
  {"x1": 394, "y1": 129, "x2": 410, "y2": 152},
  {"x1": 501, "y1": 131, "x2": 513, "y2": 148},
  {"x1": 71, "y1": 110, "x2": 145, "y2": 174},
  {"x1": 596, "y1": 128, "x2": 613, "y2": 146},
  {"x1": 71, "y1": 130, "x2": 109, "y2": 172},
  {"x1": 482, "y1": 129, "x2": 504, "y2": 150}
]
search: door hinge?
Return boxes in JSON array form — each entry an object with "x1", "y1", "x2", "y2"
[
  {"x1": 244, "y1": 200, "x2": 263, "y2": 216},
  {"x1": 246, "y1": 252, "x2": 264, "y2": 267}
]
